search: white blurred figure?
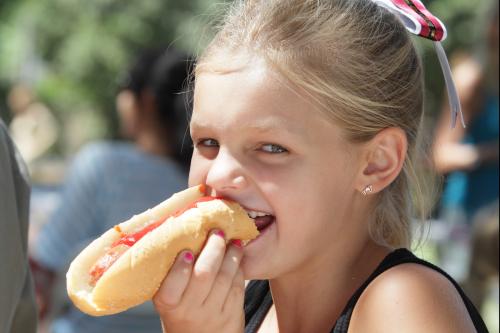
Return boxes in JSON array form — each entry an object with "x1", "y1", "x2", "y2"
[{"x1": 7, "y1": 83, "x2": 59, "y2": 165}]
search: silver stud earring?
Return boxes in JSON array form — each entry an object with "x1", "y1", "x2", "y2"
[{"x1": 361, "y1": 185, "x2": 373, "y2": 196}]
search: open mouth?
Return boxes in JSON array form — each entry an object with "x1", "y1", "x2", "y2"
[{"x1": 246, "y1": 210, "x2": 276, "y2": 232}]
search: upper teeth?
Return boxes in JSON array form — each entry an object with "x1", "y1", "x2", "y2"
[{"x1": 247, "y1": 210, "x2": 269, "y2": 219}]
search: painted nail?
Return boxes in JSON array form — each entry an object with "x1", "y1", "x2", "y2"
[
  {"x1": 199, "y1": 184, "x2": 207, "y2": 195},
  {"x1": 215, "y1": 230, "x2": 225, "y2": 238},
  {"x1": 183, "y1": 252, "x2": 194, "y2": 263},
  {"x1": 231, "y1": 239, "x2": 243, "y2": 248}
]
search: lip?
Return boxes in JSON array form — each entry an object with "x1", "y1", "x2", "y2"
[
  {"x1": 239, "y1": 204, "x2": 275, "y2": 232},
  {"x1": 245, "y1": 216, "x2": 276, "y2": 247},
  {"x1": 213, "y1": 194, "x2": 273, "y2": 216},
  {"x1": 240, "y1": 204, "x2": 274, "y2": 216}
]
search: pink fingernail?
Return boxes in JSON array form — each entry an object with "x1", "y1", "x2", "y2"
[
  {"x1": 231, "y1": 239, "x2": 243, "y2": 248},
  {"x1": 183, "y1": 252, "x2": 194, "y2": 263},
  {"x1": 215, "y1": 230, "x2": 225, "y2": 238}
]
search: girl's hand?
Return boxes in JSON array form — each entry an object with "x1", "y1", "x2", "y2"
[{"x1": 153, "y1": 231, "x2": 245, "y2": 333}]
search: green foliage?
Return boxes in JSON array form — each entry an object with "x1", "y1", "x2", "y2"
[
  {"x1": 0, "y1": 0, "x2": 229, "y2": 147},
  {"x1": 417, "y1": 0, "x2": 492, "y2": 120},
  {"x1": 0, "y1": 0, "x2": 492, "y2": 150}
]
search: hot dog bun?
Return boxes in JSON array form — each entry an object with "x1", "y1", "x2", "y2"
[{"x1": 66, "y1": 185, "x2": 259, "y2": 316}]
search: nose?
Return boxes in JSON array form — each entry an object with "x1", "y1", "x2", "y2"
[{"x1": 205, "y1": 147, "x2": 248, "y2": 194}]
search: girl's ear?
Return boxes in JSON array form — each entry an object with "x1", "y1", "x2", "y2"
[{"x1": 355, "y1": 127, "x2": 408, "y2": 194}]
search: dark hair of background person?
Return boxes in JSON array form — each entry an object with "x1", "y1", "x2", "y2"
[{"x1": 118, "y1": 47, "x2": 195, "y2": 171}]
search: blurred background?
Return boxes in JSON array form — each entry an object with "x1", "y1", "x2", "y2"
[{"x1": 0, "y1": 0, "x2": 497, "y2": 332}]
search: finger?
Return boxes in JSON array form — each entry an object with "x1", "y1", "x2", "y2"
[
  {"x1": 203, "y1": 241, "x2": 243, "y2": 307},
  {"x1": 180, "y1": 230, "x2": 226, "y2": 306},
  {"x1": 153, "y1": 250, "x2": 194, "y2": 312},
  {"x1": 222, "y1": 267, "x2": 245, "y2": 315}
]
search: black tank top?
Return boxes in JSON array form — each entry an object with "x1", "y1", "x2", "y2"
[{"x1": 244, "y1": 248, "x2": 488, "y2": 333}]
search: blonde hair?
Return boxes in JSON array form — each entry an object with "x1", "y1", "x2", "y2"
[{"x1": 196, "y1": 0, "x2": 435, "y2": 248}]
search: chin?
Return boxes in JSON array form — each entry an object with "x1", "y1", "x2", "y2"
[
  {"x1": 242, "y1": 255, "x2": 286, "y2": 282},
  {"x1": 241, "y1": 257, "x2": 272, "y2": 281}
]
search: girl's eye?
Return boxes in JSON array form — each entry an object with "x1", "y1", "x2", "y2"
[
  {"x1": 196, "y1": 138, "x2": 219, "y2": 148},
  {"x1": 260, "y1": 144, "x2": 288, "y2": 154}
]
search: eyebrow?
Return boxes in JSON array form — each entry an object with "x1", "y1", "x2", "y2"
[{"x1": 190, "y1": 117, "x2": 307, "y2": 138}]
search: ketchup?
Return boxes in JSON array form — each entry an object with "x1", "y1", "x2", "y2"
[
  {"x1": 88, "y1": 196, "x2": 224, "y2": 285},
  {"x1": 111, "y1": 196, "x2": 223, "y2": 247},
  {"x1": 111, "y1": 219, "x2": 164, "y2": 247},
  {"x1": 89, "y1": 244, "x2": 129, "y2": 286}
]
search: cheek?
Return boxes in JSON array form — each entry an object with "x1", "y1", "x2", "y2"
[{"x1": 278, "y1": 160, "x2": 355, "y2": 234}]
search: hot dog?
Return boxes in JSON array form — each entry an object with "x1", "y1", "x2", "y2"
[{"x1": 66, "y1": 184, "x2": 259, "y2": 316}]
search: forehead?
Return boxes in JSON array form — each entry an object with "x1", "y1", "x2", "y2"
[{"x1": 191, "y1": 62, "x2": 332, "y2": 138}]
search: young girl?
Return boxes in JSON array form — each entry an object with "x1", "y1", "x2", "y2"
[{"x1": 152, "y1": 0, "x2": 488, "y2": 332}]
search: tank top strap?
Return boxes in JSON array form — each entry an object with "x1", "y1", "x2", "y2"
[
  {"x1": 244, "y1": 280, "x2": 272, "y2": 333},
  {"x1": 333, "y1": 248, "x2": 488, "y2": 333},
  {"x1": 244, "y1": 249, "x2": 487, "y2": 333}
]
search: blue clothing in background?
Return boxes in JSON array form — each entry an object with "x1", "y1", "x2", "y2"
[
  {"x1": 442, "y1": 94, "x2": 499, "y2": 219},
  {"x1": 34, "y1": 141, "x2": 188, "y2": 333}
]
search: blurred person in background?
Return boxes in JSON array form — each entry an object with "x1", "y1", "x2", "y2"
[
  {"x1": 0, "y1": 118, "x2": 37, "y2": 333},
  {"x1": 30, "y1": 46, "x2": 194, "y2": 333},
  {"x1": 432, "y1": 0, "x2": 498, "y2": 310},
  {"x1": 462, "y1": 200, "x2": 499, "y2": 311},
  {"x1": 7, "y1": 83, "x2": 60, "y2": 169}
]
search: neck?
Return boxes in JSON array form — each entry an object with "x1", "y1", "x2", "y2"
[{"x1": 268, "y1": 239, "x2": 390, "y2": 333}]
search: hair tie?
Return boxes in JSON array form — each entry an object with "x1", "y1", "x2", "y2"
[{"x1": 372, "y1": 0, "x2": 465, "y2": 128}]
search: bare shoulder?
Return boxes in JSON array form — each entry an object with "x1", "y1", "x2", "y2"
[{"x1": 349, "y1": 263, "x2": 476, "y2": 333}]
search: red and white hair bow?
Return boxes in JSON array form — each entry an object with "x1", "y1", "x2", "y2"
[{"x1": 372, "y1": 0, "x2": 465, "y2": 128}]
